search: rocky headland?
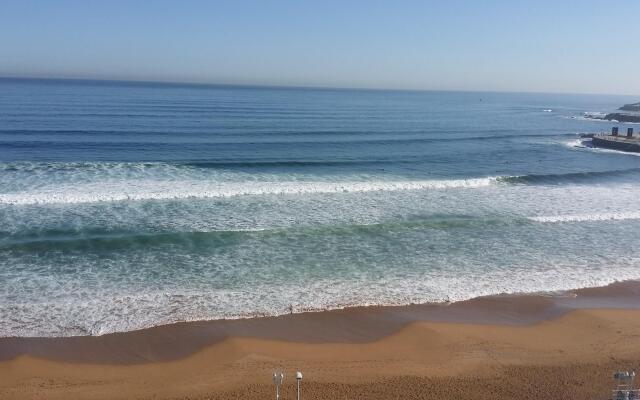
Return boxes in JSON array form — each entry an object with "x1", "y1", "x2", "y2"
[
  {"x1": 584, "y1": 101, "x2": 640, "y2": 123},
  {"x1": 619, "y1": 102, "x2": 640, "y2": 112}
]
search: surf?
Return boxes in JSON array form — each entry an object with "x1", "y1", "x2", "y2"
[{"x1": 0, "y1": 176, "x2": 500, "y2": 205}]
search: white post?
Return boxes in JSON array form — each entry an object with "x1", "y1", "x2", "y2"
[
  {"x1": 296, "y1": 371, "x2": 303, "y2": 400},
  {"x1": 273, "y1": 372, "x2": 284, "y2": 400}
]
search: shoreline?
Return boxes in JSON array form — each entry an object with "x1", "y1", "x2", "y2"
[
  {"x1": 2, "y1": 280, "x2": 639, "y2": 365},
  {"x1": 1, "y1": 280, "x2": 640, "y2": 399}
]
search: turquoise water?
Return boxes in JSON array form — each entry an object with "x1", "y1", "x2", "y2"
[{"x1": 1, "y1": 78, "x2": 640, "y2": 337}]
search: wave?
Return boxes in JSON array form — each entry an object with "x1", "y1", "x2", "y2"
[
  {"x1": 3, "y1": 165, "x2": 640, "y2": 206},
  {"x1": 529, "y1": 212, "x2": 640, "y2": 223},
  {"x1": 10, "y1": 205, "x2": 640, "y2": 251},
  {"x1": 565, "y1": 139, "x2": 589, "y2": 148},
  {"x1": 0, "y1": 215, "x2": 518, "y2": 251},
  {"x1": 5, "y1": 203, "x2": 639, "y2": 252},
  {"x1": 0, "y1": 130, "x2": 576, "y2": 148},
  {"x1": 0, "y1": 177, "x2": 499, "y2": 205},
  {"x1": 185, "y1": 159, "x2": 398, "y2": 168},
  {"x1": 0, "y1": 160, "x2": 169, "y2": 173},
  {"x1": 0, "y1": 230, "x2": 248, "y2": 252},
  {"x1": 565, "y1": 139, "x2": 640, "y2": 157},
  {"x1": 583, "y1": 111, "x2": 607, "y2": 119},
  {"x1": 500, "y1": 167, "x2": 640, "y2": 185},
  {"x1": 4, "y1": 266, "x2": 640, "y2": 337},
  {"x1": 566, "y1": 115, "x2": 640, "y2": 125}
]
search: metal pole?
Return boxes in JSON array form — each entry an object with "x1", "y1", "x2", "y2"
[
  {"x1": 296, "y1": 371, "x2": 302, "y2": 400},
  {"x1": 273, "y1": 373, "x2": 278, "y2": 400},
  {"x1": 273, "y1": 372, "x2": 283, "y2": 400}
]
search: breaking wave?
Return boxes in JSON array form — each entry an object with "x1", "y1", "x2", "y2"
[
  {"x1": 528, "y1": 212, "x2": 640, "y2": 223},
  {"x1": 501, "y1": 167, "x2": 640, "y2": 185},
  {"x1": 0, "y1": 177, "x2": 499, "y2": 205},
  {"x1": 4, "y1": 161, "x2": 640, "y2": 206}
]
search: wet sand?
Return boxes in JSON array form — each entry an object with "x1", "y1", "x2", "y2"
[{"x1": 1, "y1": 281, "x2": 640, "y2": 399}]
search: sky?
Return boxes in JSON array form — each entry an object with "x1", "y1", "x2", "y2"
[{"x1": 1, "y1": 0, "x2": 639, "y2": 95}]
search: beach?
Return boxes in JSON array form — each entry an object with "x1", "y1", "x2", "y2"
[
  {"x1": 1, "y1": 3, "x2": 640, "y2": 399},
  {"x1": 2, "y1": 80, "x2": 640, "y2": 399},
  {"x1": 2, "y1": 281, "x2": 639, "y2": 399},
  {"x1": 3, "y1": 81, "x2": 640, "y2": 340}
]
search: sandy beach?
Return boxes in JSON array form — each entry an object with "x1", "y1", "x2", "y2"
[
  {"x1": 2, "y1": 5, "x2": 640, "y2": 399},
  {"x1": 1, "y1": 281, "x2": 640, "y2": 399}
]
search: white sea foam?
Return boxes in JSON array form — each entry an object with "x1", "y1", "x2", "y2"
[
  {"x1": 583, "y1": 111, "x2": 607, "y2": 118},
  {"x1": 4, "y1": 175, "x2": 640, "y2": 337},
  {"x1": 565, "y1": 139, "x2": 640, "y2": 157},
  {"x1": 0, "y1": 177, "x2": 499, "y2": 205},
  {"x1": 529, "y1": 211, "x2": 640, "y2": 223},
  {"x1": 565, "y1": 113, "x2": 613, "y2": 123},
  {"x1": 2, "y1": 261, "x2": 640, "y2": 337},
  {"x1": 565, "y1": 139, "x2": 589, "y2": 148}
]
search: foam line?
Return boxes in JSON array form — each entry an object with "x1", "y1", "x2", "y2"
[
  {"x1": 0, "y1": 177, "x2": 499, "y2": 205},
  {"x1": 528, "y1": 212, "x2": 640, "y2": 223}
]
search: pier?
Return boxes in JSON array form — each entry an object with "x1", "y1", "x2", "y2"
[{"x1": 588, "y1": 127, "x2": 640, "y2": 153}]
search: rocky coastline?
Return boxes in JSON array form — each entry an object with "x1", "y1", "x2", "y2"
[
  {"x1": 619, "y1": 102, "x2": 640, "y2": 112},
  {"x1": 584, "y1": 101, "x2": 640, "y2": 123}
]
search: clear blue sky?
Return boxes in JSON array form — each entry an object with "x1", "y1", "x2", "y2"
[{"x1": 1, "y1": 0, "x2": 638, "y2": 95}]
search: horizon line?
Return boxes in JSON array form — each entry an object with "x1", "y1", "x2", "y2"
[{"x1": 0, "y1": 75, "x2": 637, "y2": 98}]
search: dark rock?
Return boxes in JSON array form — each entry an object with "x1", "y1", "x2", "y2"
[
  {"x1": 619, "y1": 102, "x2": 640, "y2": 112},
  {"x1": 603, "y1": 113, "x2": 640, "y2": 123}
]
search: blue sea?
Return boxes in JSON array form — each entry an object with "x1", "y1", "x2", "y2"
[{"x1": 1, "y1": 78, "x2": 639, "y2": 337}]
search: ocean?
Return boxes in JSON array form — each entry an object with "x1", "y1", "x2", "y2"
[{"x1": 1, "y1": 78, "x2": 639, "y2": 337}]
